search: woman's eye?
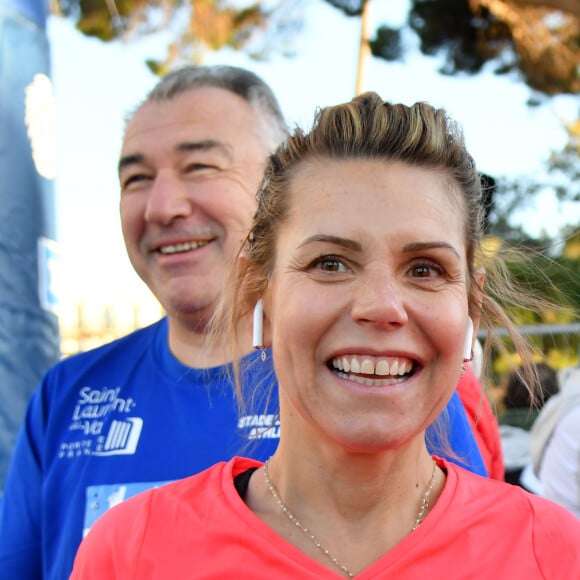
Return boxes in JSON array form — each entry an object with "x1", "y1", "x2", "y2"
[
  {"x1": 409, "y1": 262, "x2": 443, "y2": 278},
  {"x1": 315, "y1": 257, "x2": 347, "y2": 272}
]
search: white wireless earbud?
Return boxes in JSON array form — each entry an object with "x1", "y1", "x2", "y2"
[
  {"x1": 252, "y1": 298, "x2": 264, "y2": 349},
  {"x1": 463, "y1": 316, "x2": 474, "y2": 362}
]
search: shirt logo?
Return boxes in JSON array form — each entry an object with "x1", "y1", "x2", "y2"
[
  {"x1": 238, "y1": 414, "x2": 280, "y2": 439},
  {"x1": 93, "y1": 418, "x2": 143, "y2": 456},
  {"x1": 58, "y1": 386, "x2": 143, "y2": 460}
]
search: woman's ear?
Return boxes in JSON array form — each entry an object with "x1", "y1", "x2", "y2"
[
  {"x1": 261, "y1": 291, "x2": 273, "y2": 348},
  {"x1": 468, "y1": 266, "x2": 486, "y2": 347},
  {"x1": 250, "y1": 293, "x2": 273, "y2": 349},
  {"x1": 252, "y1": 299, "x2": 264, "y2": 349},
  {"x1": 240, "y1": 257, "x2": 272, "y2": 349},
  {"x1": 463, "y1": 317, "x2": 474, "y2": 361}
]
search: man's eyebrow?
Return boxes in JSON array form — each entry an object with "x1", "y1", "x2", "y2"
[
  {"x1": 118, "y1": 153, "x2": 144, "y2": 174},
  {"x1": 176, "y1": 139, "x2": 232, "y2": 158},
  {"x1": 403, "y1": 241, "x2": 460, "y2": 258},
  {"x1": 298, "y1": 234, "x2": 362, "y2": 252},
  {"x1": 118, "y1": 139, "x2": 232, "y2": 174}
]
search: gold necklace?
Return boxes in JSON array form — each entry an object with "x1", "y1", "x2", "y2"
[{"x1": 263, "y1": 458, "x2": 437, "y2": 579}]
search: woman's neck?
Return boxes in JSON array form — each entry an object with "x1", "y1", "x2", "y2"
[{"x1": 246, "y1": 443, "x2": 444, "y2": 577}]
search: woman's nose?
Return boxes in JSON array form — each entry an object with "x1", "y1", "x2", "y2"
[{"x1": 351, "y1": 268, "x2": 408, "y2": 329}]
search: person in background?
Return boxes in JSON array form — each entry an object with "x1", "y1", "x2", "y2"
[
  {"x1": 0, "y1": 65, "x2": 287, "y2": 580},
  {"x1": 71, "y1": 93, "x2": 580, "y2": 578},
  {"x1": 498, "y1": 362, "x2": 559, "y2": 486},
  {"x1": 0, "y1": 67, "x2": 487, "y2": 579},
  {"x1": 501, "y1": 362, "x2": 559, "y2": 428},
  {"x1": 530, "y1": 364, "x2": 580, "y2": 516}
]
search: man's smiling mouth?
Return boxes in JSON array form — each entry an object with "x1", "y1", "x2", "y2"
[{"x1": 158, "y1": 240, "x2": 212, "y2": 255}]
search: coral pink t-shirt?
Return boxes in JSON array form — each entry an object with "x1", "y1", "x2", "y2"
[{"x1": 71, "y1": 456, "x2": 580, "y2": 579}]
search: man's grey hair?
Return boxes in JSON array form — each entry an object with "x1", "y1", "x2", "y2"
[{"x1": 129, "y1": 64, "x2": 287, "y2": 153}]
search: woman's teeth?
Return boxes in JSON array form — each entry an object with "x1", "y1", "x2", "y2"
[{"x1": 331, "y1": 356, "x2": 412, "y2": 376}]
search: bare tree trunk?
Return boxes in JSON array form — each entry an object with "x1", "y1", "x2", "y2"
[{"x1": 355, "y1": 0, "x2": 371, "y2": 95}]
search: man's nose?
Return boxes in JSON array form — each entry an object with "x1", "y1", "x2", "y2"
[{"x1": 144, "y1": 171, "x2": 192, "y2": 225}]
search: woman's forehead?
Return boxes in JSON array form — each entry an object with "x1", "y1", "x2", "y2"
[
  {"x1": 286, "y1": 158, "x2": 463, "y2": 215},
  {"x1": 276, "y1": 158, "x2": 467, "y2": 255}
]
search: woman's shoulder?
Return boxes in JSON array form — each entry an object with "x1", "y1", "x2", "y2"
[{"x1": 446, "y1": 459, "x2": 580, "y2": 533}]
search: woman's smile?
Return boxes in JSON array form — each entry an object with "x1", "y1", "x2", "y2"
[{"x1": 328, "y1": 354, "x2": 416, "y2": 386}]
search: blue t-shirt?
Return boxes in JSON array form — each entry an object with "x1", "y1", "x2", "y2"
[{"x1": 0, "y1": 318, "x2": 485, "y2": 579}]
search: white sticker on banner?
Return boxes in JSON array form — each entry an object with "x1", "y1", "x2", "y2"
[{"x1": 38, "y1": 236, "x2": 60, "y2": 313}]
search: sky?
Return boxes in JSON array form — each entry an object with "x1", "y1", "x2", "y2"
[{"x1": 46, "y1": 0, "x2": 579, "y2": 310}]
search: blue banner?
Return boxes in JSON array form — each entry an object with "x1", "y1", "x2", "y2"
[
  {"x1": 0, "y1": 0, "x2": 48, "y2": 29},
  {"x1": 0, "y1": 0, "x2": 60, "y2": 489}
]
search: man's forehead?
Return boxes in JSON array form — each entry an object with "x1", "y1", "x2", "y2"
[
  {"x1": 126, "y1": 86, "x2": 256, "y2": 129},
  {"x1": 122, "y1": 109, "x2": 208, "y2": 144},
  {"x1": 121, "y1": 87, "x2": 269, "y2": 169},
  {"x1": 121, "y1": 101, "x2": 234, "y2": 154},
  {"x1": 124, "y1": 91, "x2": 257, "y2": 143}
]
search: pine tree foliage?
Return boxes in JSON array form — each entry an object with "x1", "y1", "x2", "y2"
[
  {"x1": 471, "y1": 0, "x2": 580, "y2": 94},
  {"x1": 364, "y1": 0, "x2": 580, "y2": 95},
  {"x1": 54, "y1": 0, "x2": 303, "y2": 72},
  {"x1": 55, "y1": 0, "x2": 579, "y2": 94}
]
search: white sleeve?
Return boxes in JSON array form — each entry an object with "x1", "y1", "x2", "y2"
[{"x1": 539, "y1": 404, "x2": 580, "y2": 519}]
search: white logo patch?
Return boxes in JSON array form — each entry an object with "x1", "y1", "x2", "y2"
[{"x1": 58, "y1": 386, "x2": 143, "y2": 460}]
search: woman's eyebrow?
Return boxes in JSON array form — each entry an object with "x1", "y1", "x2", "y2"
[
  {"x1": 402, "y1": 241, "x2": 460, "y2": 258},
  {"x1": 298, "y1": 234, "x2": 362, "y2": 252}
]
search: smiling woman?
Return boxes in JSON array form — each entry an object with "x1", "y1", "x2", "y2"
[
  {"x1": 258, "y1": 157, "x2": 472, "y2": 455},
  {"x1": 71, "y1": 93, "x2": 580, "y2": 578}
]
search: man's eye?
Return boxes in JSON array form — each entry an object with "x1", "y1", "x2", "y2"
[
  {"x1": 122, "y1": 174, "x2": 149, "y2": 189},
  {"x1": 185, "y1": 163, "x2": 213, "y2": 173}
]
